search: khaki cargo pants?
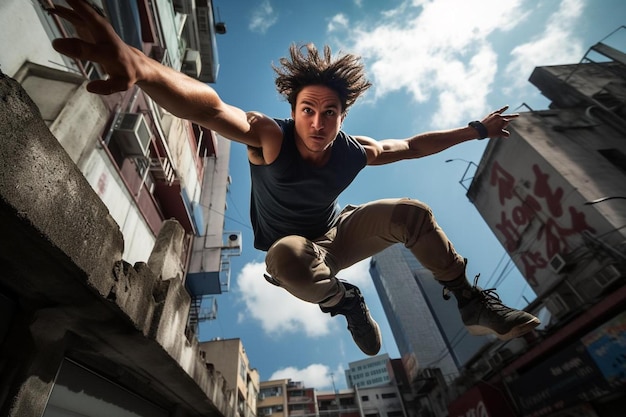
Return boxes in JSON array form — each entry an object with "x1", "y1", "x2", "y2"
[{"x1": 264, "y1": 198, "x2": 466, "y2": 307}]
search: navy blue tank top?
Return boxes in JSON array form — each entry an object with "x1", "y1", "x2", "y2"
[{"x1": 249, "y1": 119, "x2": 367, "y2": 251}]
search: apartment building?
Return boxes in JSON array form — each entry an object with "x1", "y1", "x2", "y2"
[
  {"x1": 201, "y1": 338, "x2": 260, "y2": 417},
  {"x1": 0, "y1": 1, "x2": 249, "y2": 416},
  {"x1": 258, "y1": 379, "x2": 290, "y2": 417}
]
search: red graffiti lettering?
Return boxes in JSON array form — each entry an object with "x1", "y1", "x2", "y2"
[
  {"x1": 490, "y1": 161, "x2": 516, "y2": 205},
  {"x1": 519, "y1": 251, "x2": 547, "y2": 287},
  {"x1": 511, "y1": 195, "x2": 541, "y2": 226},
  {"x1": 496, "y1": 211, "x2": 521, "y2": 252},
  {"x1": 490, "y1": 162, "x2": 596, "y2": 288},
  {"x1": 532, "y1": 164, "x2": 564, "y2": 217}
]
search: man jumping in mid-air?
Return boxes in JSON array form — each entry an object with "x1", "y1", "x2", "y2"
[{"x1": 50, "y1": 0, "x2": 539, "y2": 356}]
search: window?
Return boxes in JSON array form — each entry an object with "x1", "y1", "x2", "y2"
[
  {"x1": 239, "y1": 358, "x2": 247, "y2": 381},
  {"x1": 381, "y1": 393, "x2": 397, "y2": 399},
  {"x1": 361, "y1": 396, "x2": 369, "y2": 402}
]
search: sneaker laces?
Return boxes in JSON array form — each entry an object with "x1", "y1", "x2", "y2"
[
  {"x1": 331, "y1": 286, "x2": 371, "y2": 336},
  {"x1": 442, "y1": 274, "x2": 509, "y2": 310},
  {"x1": 442, "y1": 273, "x2": 485, "y2": 301},
  {"x1": 469, "y1": 274, "x2": 513, "y2": 313},
  {"x1": 343, "y1": 298, "x2": 371, "y2": 334}
]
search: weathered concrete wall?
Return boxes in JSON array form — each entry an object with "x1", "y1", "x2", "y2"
[{"x1": 0, "y1": 71, "x2": 234, "y2": 416}]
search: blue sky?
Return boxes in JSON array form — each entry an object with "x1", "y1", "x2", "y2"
[{"x1": 197, "y1": 0, "x2": 626, "y2": 390}]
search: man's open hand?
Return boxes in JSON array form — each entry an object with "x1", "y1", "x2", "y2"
[
  {"x1": 480, "y1": 105, "x2": 519, "y2": 138},
  {"x1": 50, "y1": 0, "x2": 141, "y2": 95}
]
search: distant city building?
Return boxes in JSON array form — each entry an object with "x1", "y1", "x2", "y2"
[
  {"x1": 286, "y1": 380, "x2": 318, "y2": 417},
  {"x1": 258, "y1": 379, "x2": 289, "y2": 417},
  {"x1": 201, "y1": 338, "x2": 260, "y2": 417},
  {"x1": 356, "y1": 384, "x2": 406, "y2": 417},
  {"x1": 317, "y1": 389, "x2": 360, "y2": 417},
  {"x1": 369, "y1": 245, "x2": 462, "y2": 382},
  {"x1": 345, "y1": 353, "x2": 392, "y2": 388},
  {"x1": 258, "y1": 380, "x2": 317, "y2": 417},
  {"x1": 257, "y1": 376, "x2": 408, "y2": 417}
]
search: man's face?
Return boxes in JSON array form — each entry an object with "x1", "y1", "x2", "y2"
[{"x1": 292, "y1": 85, "x2": 345, "y2": 163}]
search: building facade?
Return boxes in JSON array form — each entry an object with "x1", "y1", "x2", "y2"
[
  {"x1": 258, "y1": 380, "x2": 318, "y2": 417},
  {"x1": 345, "y1": 354, "x2": 392, "y2": 389},
  {"x1": 369, "y1": 244, "x2": 488, "y2": 383},
  {"x1": 201, "y1": 338, "x2": 260, "y2": 417},
  {"x1": 287, "y1": 380, "x2": 318, "y2": 417},
  {"x1": 356, "y1": 385, "x2": 406, "y2": 417},
  {"x1": 258, "y1": 379, "x2": 290, "y2": 417},
  {"x1": 0, "y1": 1, "x2": 250, "y2": 416},
  {"x1": 1, "y1": 0, "x2": 237, "y2": 330},
  {"x1": 449, "y1": 40, "x2": 626, "y2": 416}
]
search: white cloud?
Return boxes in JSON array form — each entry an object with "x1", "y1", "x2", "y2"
[
  {"x1": 249, "y1": 0, "x2": 278, "y2": 34},
  {"x1": 504, "y1": 0, "x2": 585, "y2": 90},
  {"x1": 336, "y1": 258, "x2": 372, "y2": 289},
  {"x1": 329, "y1": 0, "x2": 530, "y2": 127},
  {"x1": 235, "y1": 258, "x2": 373, "y2": 337},
  {"x1": 269, "y1": 363, "x2": 346, "y2": 390},
  {"x1": 327, "y1": 14, "x2": 349, "y2": 33}
]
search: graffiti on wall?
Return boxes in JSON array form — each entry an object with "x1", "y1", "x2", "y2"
[{"x1": 489, "y1": 161, "x2": 596, "y2": 287}]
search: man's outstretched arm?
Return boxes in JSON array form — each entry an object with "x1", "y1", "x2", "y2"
[
  {"x1": 50, "y1": 0, "x2": 271, "y2": 148},
  {"x1": 358, "y1": 106, "x2": 519, "y2": 166}
]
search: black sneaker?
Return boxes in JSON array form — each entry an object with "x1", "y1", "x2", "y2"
[
  {"x1": 445, "y1": 275, "x2": 540, "y2": 340},
  {"x1": 320, "y1": 282, "x2": 382, "y2": 356}
]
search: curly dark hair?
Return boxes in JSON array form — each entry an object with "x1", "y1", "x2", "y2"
[{"x1": 273, "y1": 43, "x2": 371, "y2": 113}]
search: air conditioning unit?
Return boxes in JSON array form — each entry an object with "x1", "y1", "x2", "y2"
[
  {"x1": 112, "y1": 113, "x2": 152, "y2": 156},
  {"x1": 545, "y1": 294, "x2": 570, "y2": 318},
  {"x1": 594, "y1": 265, "x2": 622, "y2": 288},
  {"x1": 182, "y1": 49, "x2": 202, "y2": 78},
  {"x1": 549, "y1": 253, "x2": 568, "y2": 274},
  {"x1": 225, "y1": 232, "x2": 242, "y2": 249}
]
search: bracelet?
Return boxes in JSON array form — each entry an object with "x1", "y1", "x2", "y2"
[{"x1": 468, "y1": 121, "x2": 488, "y2": 139}]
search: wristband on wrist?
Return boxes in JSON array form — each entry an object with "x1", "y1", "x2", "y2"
[{"x1": 468, "y1": 121, "x2": 488, "y2": 139}]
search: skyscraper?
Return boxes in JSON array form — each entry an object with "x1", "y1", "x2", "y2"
[{"x1": 369, "y1": 244, "x2": 488, "y2": 382}]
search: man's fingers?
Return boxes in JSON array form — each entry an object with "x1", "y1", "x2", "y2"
[
  {"x1": 87, "y1": 78, "x2": 131, "y2": 95},
  {"x1": 52, "y1": 38, "x2": 86, "y2": 59},
  {"x1": 48, "y1": 4, "x2": 84, "y2": 26},
  {"x1": 61, "y1": 0, "x2": 119, "y2": 42},
  {"x1": 65, "y1": 0, "x2": 105, "y2": 20},
  {"x1": 51, "y1": 38, "x2": 101, "y2": 60}
]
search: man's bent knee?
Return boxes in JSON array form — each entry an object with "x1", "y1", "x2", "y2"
[
  {"x1": 265, "y1": 235, "x2": 322, "y2": 285},
  {"x1": 390, "y1": 199, "x2": 437, "y2": 247}
]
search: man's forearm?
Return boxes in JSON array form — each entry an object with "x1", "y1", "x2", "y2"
[
  {"x1": 406, "y1": 126, "x2": 478, "y2": 157},
  {"x1": 134, "y1": 50, "x2": 222, "y2": 123}
]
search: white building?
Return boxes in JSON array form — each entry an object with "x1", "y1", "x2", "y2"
[{"x1": 345, "y1": 354, "x2": 392, "y2": 389}]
